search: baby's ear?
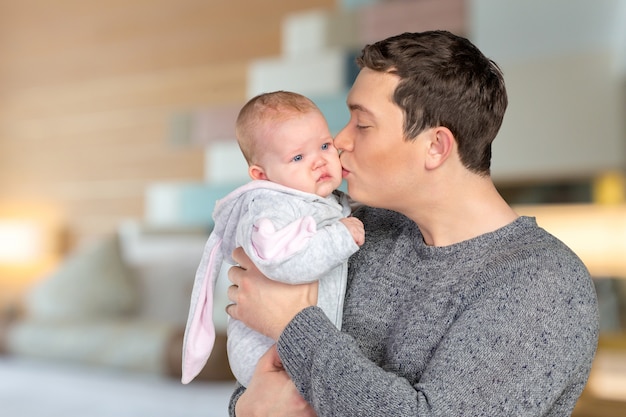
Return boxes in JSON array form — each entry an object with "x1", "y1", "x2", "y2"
[{"x1": 249, "y1": 165, "x2": 268, "y2": 181}]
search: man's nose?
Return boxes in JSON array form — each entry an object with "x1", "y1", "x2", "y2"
[{"x1": 334, "y1": 125, "x2": 352, "y2": 151}]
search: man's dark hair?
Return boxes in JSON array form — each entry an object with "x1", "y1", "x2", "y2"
[{"x1": 357, "y1": 31, "x2": 508, "y2": 175}]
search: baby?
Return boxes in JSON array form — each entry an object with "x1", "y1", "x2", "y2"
[{"x1": 181, "y1": 91, "x2": 364, "y2": 386}]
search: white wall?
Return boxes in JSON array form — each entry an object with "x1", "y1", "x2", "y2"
[{"x1": 470, "y1": 0, "x2": 625, "y2": 182}]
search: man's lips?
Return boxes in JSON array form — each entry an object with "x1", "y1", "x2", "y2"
[{"x1": 342, "y1": 168, "x2": 350, "y2": 178}]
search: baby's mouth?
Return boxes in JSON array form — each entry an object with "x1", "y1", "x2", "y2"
[{"x1": 317, "y1": 173, "x2": 332, "y2": 182}]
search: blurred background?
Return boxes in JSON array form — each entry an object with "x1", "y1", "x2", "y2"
[{"x1": 0, "y1": 0, "x2": 624, "y2": 416}]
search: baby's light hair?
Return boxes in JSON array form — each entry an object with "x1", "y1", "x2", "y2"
[{"x1": 235, "y1": 91, "x2": 320, "y2": 165}]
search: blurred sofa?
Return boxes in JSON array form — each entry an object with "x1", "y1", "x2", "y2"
[{"x1": 0, "y1": 219, "x2": 233, "y2": 382}]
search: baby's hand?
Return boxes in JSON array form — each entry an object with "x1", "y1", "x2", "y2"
[{"x1": 340, "y1": 217, "x2": 365, "y2": 246}]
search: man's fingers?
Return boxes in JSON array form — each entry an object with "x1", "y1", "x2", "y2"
[
  {"x1": 229, "y1": 247, "x2": 250, "y2": 286},
  {"x1": 227, "y1": 283, "x2": 238, "y2": 302},
  {"x1": 225, "y1": 299, "x2": 237, "y2": 319},
  {"x1": 228, "y1": 262, "x2": 243, "y2": 285},
  {"x1": 231, "y1": 246, "x2": 247, "y2": 266},
  {"x1": 257, "y1": 345, "x2": 283, "y2": 372}
]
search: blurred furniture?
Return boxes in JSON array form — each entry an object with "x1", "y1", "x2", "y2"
[{"x1": 0, "y1": 219, "x2": 233, "y2": 382}]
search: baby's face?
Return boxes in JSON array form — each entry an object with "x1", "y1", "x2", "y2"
[{"x1": 255, "y1": 110, "x2": 342, "y2": 197}]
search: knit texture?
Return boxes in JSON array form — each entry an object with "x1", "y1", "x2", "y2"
[{"x1": 229, "y1": 207, "x2": 599, "y2": 416}]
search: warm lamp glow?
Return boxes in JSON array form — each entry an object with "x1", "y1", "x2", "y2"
[
  {"x1": 0, "y1": 220, "x2": 44, "y2": 264},
  {"x1": 514, "y1": 204, "x2": 626, "y2": 278},
  {"x1": 0, "y1": 209, "x2": 62, "y2": 312},
  {"x1": 0, "y1": 219, "x2": 48, "y2": 312}
]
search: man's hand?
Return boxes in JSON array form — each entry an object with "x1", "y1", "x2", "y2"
[
  {"x1": 235, "y1": 346, "x2": 317, "y2": 417},
  {"x1": 226, "y1": 247, "x2": 318, "y2": 341}
]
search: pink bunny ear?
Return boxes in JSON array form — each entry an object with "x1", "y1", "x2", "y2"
[{"x1": 181, "y1": 241, "x2": 222, "y2": 384}]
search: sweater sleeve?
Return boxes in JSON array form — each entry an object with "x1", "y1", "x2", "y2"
[
  {"x1": 228, "y1": 383, "x2": 245, "y2": 417},
  {"x1": 276, "y1": 255, "x2": 598, "y2": 417},
  {"x1": 277, "y1": 307, "x2": 426, "y2": 416}
]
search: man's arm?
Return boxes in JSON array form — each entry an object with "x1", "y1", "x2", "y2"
[
  {"x1": 227, "y1": 250, "x2": 598, "y2": 416},
  {"x1": 228, "y1": 383, "x2": 245, "y2": 416},
  {"x1": 276, "y1": 271, "x2": 598, "y2": 416}
]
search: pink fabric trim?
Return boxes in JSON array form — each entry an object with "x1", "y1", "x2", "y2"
[
  {"x1": 251, "y1": 217, "x2": 317, "y2": 261},
  {"x1": 181, "y1": 240, "x2": 221, "y2": 384}
]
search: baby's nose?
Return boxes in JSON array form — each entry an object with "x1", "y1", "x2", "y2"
[{"x1": 313, "y1": 158, "x2": 327, "y2": 169}]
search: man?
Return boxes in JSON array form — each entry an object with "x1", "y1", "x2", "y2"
[{"x1": 226, "y1": 31, "x2": 599, "y2": 417}]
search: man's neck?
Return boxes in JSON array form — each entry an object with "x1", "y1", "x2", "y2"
[{"x1": 402, "y1": 175, "x2": 518, "y2": 247}]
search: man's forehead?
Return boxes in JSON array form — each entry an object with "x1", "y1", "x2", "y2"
[{"x1": 347, "y1": 69, "x2": 398, "y2": 113}]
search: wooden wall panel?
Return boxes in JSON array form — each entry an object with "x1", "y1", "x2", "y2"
[{"x1": 0, "y1": 0, "x2": 335, "y2": 248}]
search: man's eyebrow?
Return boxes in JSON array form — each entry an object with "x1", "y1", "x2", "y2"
[{"x1": 347, "y1": 103, "x2": 373, "y2": 115}]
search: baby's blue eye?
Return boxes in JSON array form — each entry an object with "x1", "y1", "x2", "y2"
[
  {"x1": 292, "y1": 155, "x2": 303, "y2": 162},
  {"x1": 321, "y1": 143, "x2": 329, "y2": 150}
]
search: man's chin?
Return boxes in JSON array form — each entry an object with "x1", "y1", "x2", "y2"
[
  {"x1": 343, "y1": 180, "x2": 357, "y2": 198},
  {"x1": 345, "y1": 182, "x2": 368, "y2": 204}
]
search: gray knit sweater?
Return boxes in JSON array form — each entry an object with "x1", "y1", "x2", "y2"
[{"x1": 229, "y1": 207, "x2": 599, "y2": 416}]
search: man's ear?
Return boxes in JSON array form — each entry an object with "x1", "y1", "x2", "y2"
[
  {"x1": 249, "y1": 164, "x2": 268, "y2": 180},
  {"x1": 425, "y1": 127, "x2": 455, "y2": 170}
]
